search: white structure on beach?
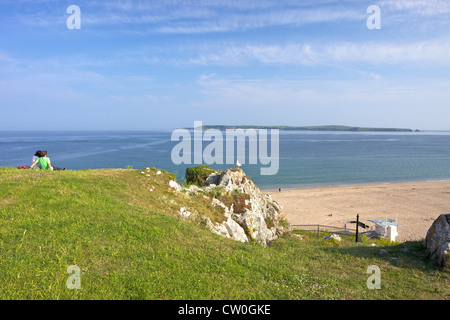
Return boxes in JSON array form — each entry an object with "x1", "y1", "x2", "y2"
[{"x1": 369, "y1": 219, "x2": 400, "y2": 241}]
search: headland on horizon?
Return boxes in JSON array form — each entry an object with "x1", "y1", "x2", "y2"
[{"x1": 193, "y1": 124, "x2": 419, "y2": 132}]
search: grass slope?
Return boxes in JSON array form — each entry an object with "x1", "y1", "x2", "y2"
[{"x1": 0, "y1": 167, "x2": 448, "y2": 300}]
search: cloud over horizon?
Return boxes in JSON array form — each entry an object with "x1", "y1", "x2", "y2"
[{"x1": 0, "y1": 0, "x2": 449, "y2": 130}]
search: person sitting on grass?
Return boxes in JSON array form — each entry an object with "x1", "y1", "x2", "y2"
[
  {"x1": 30, "y1": 150, "x2": 65, "y2": 171},
  {"x1": 30, "y1": 150, "x2": 53, "y2": 171}
]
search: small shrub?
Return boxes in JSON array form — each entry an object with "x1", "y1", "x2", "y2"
[
  {"x1": 265, "y1": 217, "x2": 275, "y2": 229},
  {"x1": 185, "y1": 165, "x2": 216, "y2": 187}
]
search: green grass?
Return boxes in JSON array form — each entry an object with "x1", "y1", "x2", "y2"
[{"x1": 0, "y1": 167, "x2": 448, "y2": 300}]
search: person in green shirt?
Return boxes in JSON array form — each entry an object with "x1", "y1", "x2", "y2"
[{"x1": 30, "y1": 150, "x2": 54, "y2": 171}]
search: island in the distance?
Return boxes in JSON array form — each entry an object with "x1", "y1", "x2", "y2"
[{"x1": 197, "y1": 125, "x2": 420, "y2": 132}]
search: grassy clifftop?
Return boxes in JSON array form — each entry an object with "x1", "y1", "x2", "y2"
[{"x1": 0, "y1": 167, "x2": 448, "y2": 299}]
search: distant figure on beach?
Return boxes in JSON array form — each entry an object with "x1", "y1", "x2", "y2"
[
  {"x1": 279, "y1": 188, "x2": 281, "y2": 192},
  {"x1": 30, "y1": 150, "x2": 65, "y2": 171}
]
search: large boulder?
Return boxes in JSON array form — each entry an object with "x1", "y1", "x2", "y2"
[{"x1": 424, "y1": 214, "x2": 450, "y2": 266}]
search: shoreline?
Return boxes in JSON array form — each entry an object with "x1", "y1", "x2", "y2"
[
  {"x1": 267, "y1": 179, "x2": 450, "y2": 242},
  {"x1": 260, "y1": 178, "x2": 450, "y2": 193}
]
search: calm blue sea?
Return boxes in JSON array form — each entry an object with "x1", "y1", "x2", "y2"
[{"x1": 1, "y1": 130, "x2": 450, "y2": 190}]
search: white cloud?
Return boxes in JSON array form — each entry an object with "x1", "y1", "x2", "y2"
[
  {"x1": 195, "y1": 74, "x2": 450, "y2": 108},
  {"x1": 4, "y1": 0, "x2": 449, "y2": 34},
  {"x1": 185, "y1": 38, "x2": 450, "y2": 67},
  {"x1": 155, "y1": 7, "x2": 362, "y2": 34},
  {"x1": 378, "y1": 0, "x2": 450, "y2": 15},
  {"x1": 5, "y1": 0, "x2": 363, "y2": 33},
  {"x1": 324, "y1": 40, "x2": 450, "y2": 65},
  {"x1": 192, "y1": 74, "x2": 450, "y2": 129}
]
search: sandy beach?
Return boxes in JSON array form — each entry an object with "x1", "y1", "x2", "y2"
[{"x1": 268, "y1": 181, "x2": 450, "y2": 242}]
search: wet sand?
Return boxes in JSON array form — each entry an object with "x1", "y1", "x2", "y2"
[{"x1": 268, "y1": 181, "x2": 450, "y2": 241}]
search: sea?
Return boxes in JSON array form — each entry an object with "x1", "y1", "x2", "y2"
[{"x1": 1, "y1": 130, "x2": 450, "y2": 190}]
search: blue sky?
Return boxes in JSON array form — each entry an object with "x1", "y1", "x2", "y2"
[{"x1": 1, "y1": 0, "x2": 450, "y2": 130}]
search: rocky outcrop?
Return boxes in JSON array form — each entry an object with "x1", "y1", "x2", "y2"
[
  {"x1": 179, "y1": 168, "x2": 289, "y2": 246},
  {"x1": 424, "y1": 214, "x2": 450, "y2": 266}
]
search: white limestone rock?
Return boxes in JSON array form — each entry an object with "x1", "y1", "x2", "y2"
[
  {"x1": 169, "y1": 180, "x2": 181, "y2": 191},
  {"x1": 178, "y1": 207, "x2": 191, "y2": 219},
  {"x1": 323, "y1": 234, "x2": 342, "y2": 241},
  {"x1": 173, "y1": 167, "x2": 289, "y2": 246},
  {"x1": 205, "y1": 168, "x2": 289, "y2": 246}
]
